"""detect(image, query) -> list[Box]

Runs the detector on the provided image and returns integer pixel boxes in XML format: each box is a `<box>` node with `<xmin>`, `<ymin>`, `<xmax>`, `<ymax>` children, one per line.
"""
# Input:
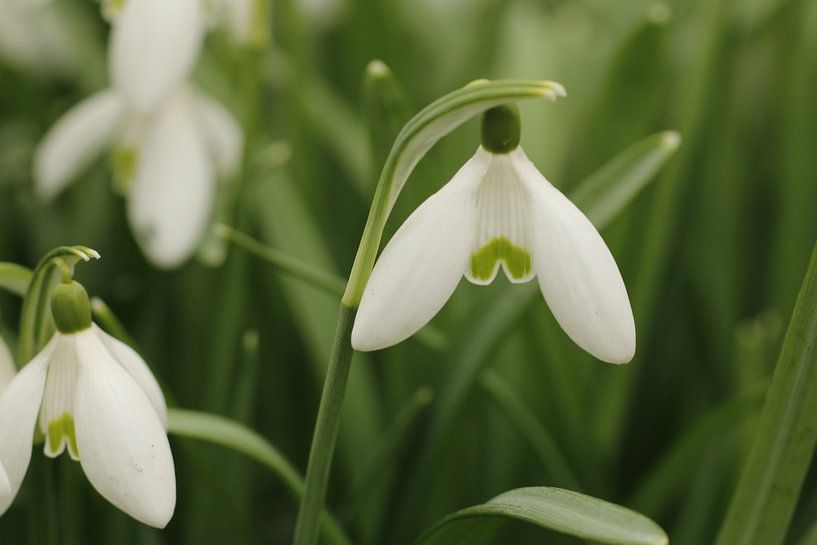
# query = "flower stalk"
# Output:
<box><xmin>292</xmin><ymin>79</ymin><xmax>564</xmax><ymax>545</ymax></box>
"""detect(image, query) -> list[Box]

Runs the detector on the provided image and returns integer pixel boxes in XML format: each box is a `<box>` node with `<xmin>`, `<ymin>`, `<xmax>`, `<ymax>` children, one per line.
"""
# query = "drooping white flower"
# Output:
<box><xmin>0</xmin><ymin>282</ymin><xmax>174</xmax><ymax>527</ymax></box>
<box><xmin>34</xmin><ymin>86</ymin><xmax>242</xmax><ymax>268</ymax></box>
<box><xmin>352</xmin><ymin>105</ymin><xmax>635</xmax><ymax>364</ymax></box>
<box><xmin>109</xmin><ymin>0</ymin><xmax>206</xmax><ymax>114</ymax></box>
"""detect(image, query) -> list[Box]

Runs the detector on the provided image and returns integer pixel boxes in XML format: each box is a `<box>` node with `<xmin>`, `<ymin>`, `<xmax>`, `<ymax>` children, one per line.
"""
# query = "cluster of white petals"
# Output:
<box><xmin>0</xmin><ymin>325</ymin><xmax>175</xmax><ymax>527</ymax></box>
<box><xmin>352</xmin><ymin>146</ymin><xmax>636</xmax><ymax>364</ymax></box>
<box><xmin>34</xmin><ymin>0</ymin><xmax>243</xmax><ymax>268</ymax></box>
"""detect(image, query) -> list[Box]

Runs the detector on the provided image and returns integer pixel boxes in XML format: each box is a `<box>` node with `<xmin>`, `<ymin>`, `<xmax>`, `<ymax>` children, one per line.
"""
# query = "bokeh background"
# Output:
<box><xmin>1</xmin><ymin>0</ymin><xmax>817</xmax><ymax>543</ymax></box>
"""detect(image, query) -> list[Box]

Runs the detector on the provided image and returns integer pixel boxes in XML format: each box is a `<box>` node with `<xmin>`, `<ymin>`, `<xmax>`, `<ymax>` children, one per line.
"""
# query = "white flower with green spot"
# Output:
<box><xmin>0</xmin><ymin>282</ymin><xmax>175</xmax><ymax>527</ymax></box>
<box><xmin>352</xmin><ymin>105</ymin><xmax>636</xmax><ymax>364</ymax></box>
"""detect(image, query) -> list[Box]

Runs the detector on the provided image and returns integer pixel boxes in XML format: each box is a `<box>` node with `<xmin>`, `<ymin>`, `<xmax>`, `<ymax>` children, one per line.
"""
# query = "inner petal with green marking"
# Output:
<box><xmin>46</xmin><ymin>412</ymin><xmax>80</xmax><ymax>461</ymax></box>
<box><xmin>469</xmin><ymin>236</ymin><xmax>533</xmax><ymax>284</ymax></box>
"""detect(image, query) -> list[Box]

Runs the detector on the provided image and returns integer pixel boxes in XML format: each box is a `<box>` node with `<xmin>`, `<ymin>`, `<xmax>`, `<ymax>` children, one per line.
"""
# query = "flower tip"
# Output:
<box><xmin>539</xmin><ymin>82</ymin><xmax>567</xmax><ymax>101</ymax></box>
<box><xmin>465</xmin><ymin>78</ymin><xmax>491</xmax><ymax>88</ymax></box>
<box><xmin>661</xmin><ymin>130</ymin><xmax>681</xmax><ymax>151</ymax></box>
<box><xmin>366</xmin><ymin>59</ymin><xmax>391</xmax><ymax>79</ymax></box>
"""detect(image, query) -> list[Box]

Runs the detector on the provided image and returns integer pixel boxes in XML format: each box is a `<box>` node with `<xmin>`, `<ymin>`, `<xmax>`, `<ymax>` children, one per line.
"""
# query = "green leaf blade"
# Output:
<box><xmin>417</xmin><ymin>487</ymin><xmax>668</xmax><ymax>545</ymax></box>
<box><xmin>715</xmin><ymin>239</ymin><xmax>817</xmax><ymax>545</ymax></box>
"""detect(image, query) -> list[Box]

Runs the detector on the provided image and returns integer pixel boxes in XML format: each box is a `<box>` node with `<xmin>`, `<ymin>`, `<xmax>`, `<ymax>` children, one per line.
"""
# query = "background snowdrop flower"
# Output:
<box><xmin>109</xmin><ymin>0</ymin><xmax>205</xmax><ymax>114</ymax></box>
<box><xmin>34</xmin><ymin>86</ymin><xmax>242</xmax><ymax>268</ymax></box>
<box><xmin>0</xmin><ymin>281</ymin><xmax>174</xmax><ymax>527</ymax></box>
<box><xmin>352</xmin><ymin>104</ymin><xmax>635</xmax><ymax>363</ymax></box>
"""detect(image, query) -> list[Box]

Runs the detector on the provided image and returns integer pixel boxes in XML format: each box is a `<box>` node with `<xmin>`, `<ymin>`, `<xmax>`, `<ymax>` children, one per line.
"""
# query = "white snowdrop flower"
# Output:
<box><xmin>34</xmin><ymin>86</ymin><xmax>242</xmax><ymax>268</ymax></box>
<box><xmin>109</xmin><ymin>0</ymin><xmax>206</xmax><ymax>114</ymax></box>
<box><xmin>0</xmin><ymin>281</ymin><xmax>174</xmax><ymax>527</ymax></box>
<box><xmin>209</xmin><ymin>0</ymin><xmax>257</xmax><ymax>45</ymax></box>
<box><xmin>352</xmin><ymin>105</ymin><xmax>636</xmax><ymax>364</ymax></box>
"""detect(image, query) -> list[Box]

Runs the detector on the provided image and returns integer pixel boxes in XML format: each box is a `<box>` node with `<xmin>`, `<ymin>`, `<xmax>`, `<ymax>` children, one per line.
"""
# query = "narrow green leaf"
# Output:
<box><xmin>571</xmin><ymin>131</ymin><xmax>681</xmax><ymax>228</ymax></box>
<box><xmin>480</xmin><ymin>370</ymin><xmax>581</xmax><ymax>490</ymax></box>
<box><xmin>0</xmin><ymin>262</ymin><xmax>32</xmax><ymax>297</ymax></box>
<box><xmin>362</xmin><ymin>59</ymin><xmax>411</xmax><ymax>175</ymax></box>
<box><xmin>715</xmin><ymin>239</ymin><xmax>817</xmax><ymax>545</ymax></box>
<box><xmin>340</xmin><ymin>386</ymin><xmax>434</xmax><ymax>522</ymax></box>
<box><xmin>167</xmin><ymin>409</ymin><xmax>353</xmax><ymax>545</ymax></box>
<box><xmin>416</xmin><ymin>487</ymin><xmax>668</xmax><ymax>545</ymax></box>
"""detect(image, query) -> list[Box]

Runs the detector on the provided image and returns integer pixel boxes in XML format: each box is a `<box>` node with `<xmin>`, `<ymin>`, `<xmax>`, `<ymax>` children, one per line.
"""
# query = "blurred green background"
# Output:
<box><xmin>1</xmin><ymin>0</ymin><xmax>817</xmax><ymax>543</ymax></box>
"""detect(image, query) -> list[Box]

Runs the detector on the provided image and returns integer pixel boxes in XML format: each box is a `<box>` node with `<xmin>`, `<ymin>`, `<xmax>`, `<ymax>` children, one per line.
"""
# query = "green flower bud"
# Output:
<box><xmin>480</xmin><ymin>104</ymin><xmax>521</xmax><ymax>154</ymax></box>
<box><xmin>51</xmin><ymin>281</ymin><xmax>92</xmax><ymax>334</ymax></box>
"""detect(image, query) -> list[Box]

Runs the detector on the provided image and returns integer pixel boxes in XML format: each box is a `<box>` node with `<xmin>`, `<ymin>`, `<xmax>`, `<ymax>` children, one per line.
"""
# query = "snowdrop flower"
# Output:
<box><xmin>352</xmin><ymin>105</ymin><xmax>635</xmax><ymax>363</ymax></box>
<box><xmin>0</xmin><ymin>281</ymin><xmax>175</xmax><ymax>526</ymax></box>
<box><xmin>34</xmin><ymin>86</ymin><xmax>242</xmax><ymax>268</ymax></box>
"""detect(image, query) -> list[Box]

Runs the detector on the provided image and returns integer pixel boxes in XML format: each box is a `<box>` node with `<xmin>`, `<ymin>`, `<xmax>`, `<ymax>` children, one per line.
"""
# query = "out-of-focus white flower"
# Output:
<box><xmin>34</xmin><ymin>86</ymin><xmax>242</xmax><ymax>268</ymax></box>
<box><xmin>109</xmin><ymin>0</ymin><xmax>205</xmax><ymax>114</ymax></box>
<box><xmin>0</xmin><ymin>282</ymin><xmax>174</xmax><ymax>526</ymax></box>
<box><xmin>0</xmin><ymin>0</ymin><xmax>80</xmax><ymax>76</ymax></box>
<box><xmin>352</xmin><ymin>105</ymin><xmax>635</xmax><ymax>364</ymax></box>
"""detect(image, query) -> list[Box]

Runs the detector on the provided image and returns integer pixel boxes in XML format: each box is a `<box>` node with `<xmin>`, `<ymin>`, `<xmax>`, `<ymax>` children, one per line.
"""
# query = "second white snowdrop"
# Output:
<box><xmin>352</xmin><ymin>104</ymin><xmax>636</xmax><ymax>363</ymax></box>
<box><xmin>0</xmin><ymin>280</ymin><xmax>175</xmax><ymax>527</ymax></box>
<box><xmin>34</xmin><ymin>0</ymin><xmax>242</xmax><ymax>268</ymax></box>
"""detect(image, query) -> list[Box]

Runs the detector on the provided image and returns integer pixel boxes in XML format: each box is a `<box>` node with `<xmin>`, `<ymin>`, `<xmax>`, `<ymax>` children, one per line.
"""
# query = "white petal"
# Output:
<box><xmin>193</xmin><ymin>91</ymin><xmax>243</xmax><ymax>179</ymax></box>
<box><xmin>93</xmin><ymin>325</ymin><xmax>167</xmax><ymax>427</ymax></box>
<box><xmin>110</xmin><ymin>0</ymin><xmax>204</xmax><ymax>113</ymax></box>
<box><xmin>33</xmin><ymin>90</ymin><xmax>126</xmax><ymax>201</ymax></box>
<box><xmin>128</xmin><ymin>91</ymin><xmax>215</xmax><ymax>269</ymax></box>
<box><xmin>73</xmin><ymin>330</ymin><xmax>175</xmax><ymax>528</ymax></box>
<box><xmin>352</xmin><ymin>151</ymin><xmax>489</xmax><ymax>351</ymax></box>
<box><xmin>0</xmin><ymin>461</ymin><xmax>9</xmax><ymax>498</ymax></box>
<box><xmin>466</xmin><ymin>148</ymin><xmax>535</xmax><ymax>285</ymax></box>
<box><xmin>38</xmin><ymin>335</ymin><xmax>80</xmax><ymax>460</ymax></box>
<box><xmin>0</xmin><ymin>335</ymin><xmax>16</xmax><ymax>396</ymax></box>
<box><xmin>514</xmin><ymin>149</ymin><xmax>635</xmax><ymax>364</ymax></box>
<box><xmin>0</xmin><ymin>336</ymin><xmax>56</xmax><ymax>514</ymax></box>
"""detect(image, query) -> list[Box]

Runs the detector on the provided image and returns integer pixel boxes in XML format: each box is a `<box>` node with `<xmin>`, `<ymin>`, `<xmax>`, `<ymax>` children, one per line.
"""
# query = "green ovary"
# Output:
<box><xmin>47</xmin><ymin>413</ymin><xmax>79</xmax><ymax>459</ymax></box>
<box><xmin>470</xmin><ymin>237</ymin><xmax>532</xmax><ymax>282</ymax></box>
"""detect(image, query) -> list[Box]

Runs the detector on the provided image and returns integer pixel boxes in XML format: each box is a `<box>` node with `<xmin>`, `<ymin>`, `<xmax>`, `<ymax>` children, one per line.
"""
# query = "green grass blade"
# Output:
<box><xmin>715</xmin><ymin>239</ymin><xmax>817</xmax><ymax>545</ymax></box>
<box><xmin>415</xmin><ymin>487</ymin><xmax>668</xmax><ymax>545</ymax></box>
<box><xmin>571</xmin><ymin>131</ymin><xmax>681</xmax><ymax>228</ymax></box>
<box><xmin>480</xmin><ymin>370</ymin><xmax>582</xmax><ymax>490</ymax></box>
<box><xmin>167</xmin><ymin>409</ymin><xmax>353</xmax><ymax>545</ymax></box>
<box><xmin>0</xmin><ymin>262</ymin><xmax>32</xmax><ymax>297</ymax></box>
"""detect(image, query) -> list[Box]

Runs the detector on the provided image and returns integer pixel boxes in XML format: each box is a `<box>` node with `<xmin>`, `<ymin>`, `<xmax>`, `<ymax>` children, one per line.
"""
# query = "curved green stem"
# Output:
<box><xmin>293</xmin><ymin>305</ymin><xmax>356</xmax><ymax>545</ymax></box>
<box><xmin>292</xmin><ymin>79</ymin><xmax>564</xmax><ymax>545</ymax></box>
